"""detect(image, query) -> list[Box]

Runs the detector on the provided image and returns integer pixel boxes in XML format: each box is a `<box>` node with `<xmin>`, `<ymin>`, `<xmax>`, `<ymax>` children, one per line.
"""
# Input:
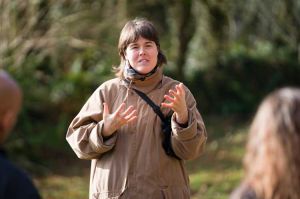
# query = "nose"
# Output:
<box><xmin>139</xmin><ymin>47</ymin><xmax>146</xmax><ymax>55</ymax></box>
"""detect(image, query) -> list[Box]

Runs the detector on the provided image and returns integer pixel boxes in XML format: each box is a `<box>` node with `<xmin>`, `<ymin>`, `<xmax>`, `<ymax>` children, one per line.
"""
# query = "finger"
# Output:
<box><xmin>161</xmin><ymin>102</ymin><xmax>180</xmax><ymax>113</ymax></box>
<box><xmin>122</xmin><ymin>105</ymin><xmax>135</xmax><ymax>117</ymax></box>
<box><xmin>178</xmin><ymin>82</ymin><xmax>184</xmax><ymax>89</ymax></box>
<box><xmin>178</xmin><ymin>83</ymin><xmax>185</xmax><ymax>95</ymax></box>
<box><xmin>103</xmin><ymin>103</ymin><xmax>109</xmax><ymax>117</ymax></box>
<box><xmin>161</xmin><ymin>102</ymin><xmax>173</xmax><ymax>108</ymax></box>
<box><xmin>169</xmin><ymin>89</ymin><xmax>178</xmax><ymax>98</ymax></box>
<box><xmin>166</xmin><ymin>92</ymin><xmax>181</xmax><ymax>106</ymax></box>
<box><xmin>175</xmin><ymin>85</ymin><xmax>182</xmax><ymax>95</ymax></box>
<box><xmin>127</xmin><ymin>115</ymin><xmax>138</xmax><ymax>123</ymax></box>
<box><xmin>164</xmin><ymin>95</ymin><xmax>175</xmax><ymax>102</ymax></box>
<box><xmin>115</xmin><ymin>103</ymin><xmax>126</xmax><ymax>115</ymax></box>
<box><xmin>124</xmin><ymin>110</ymin><xmax>137</xmax><ymax>120</ymax></box>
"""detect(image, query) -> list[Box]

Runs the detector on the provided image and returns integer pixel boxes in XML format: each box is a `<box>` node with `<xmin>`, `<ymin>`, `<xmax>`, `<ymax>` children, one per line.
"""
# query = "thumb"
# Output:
<box><xmin>103</xmin><ymin>103</ymin><xmax>110</xmax><ymax>117</ymax></box>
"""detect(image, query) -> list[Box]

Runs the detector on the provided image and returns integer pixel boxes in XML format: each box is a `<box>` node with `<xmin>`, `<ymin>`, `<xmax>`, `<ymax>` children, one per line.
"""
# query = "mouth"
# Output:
<box><xmin>138</xmin><ymin>59</ymin><xmax>149</xmax><ymax>63</ymax></box>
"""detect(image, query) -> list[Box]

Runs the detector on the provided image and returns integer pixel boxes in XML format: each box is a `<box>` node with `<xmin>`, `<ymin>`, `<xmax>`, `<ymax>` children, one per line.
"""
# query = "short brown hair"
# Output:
<box><xmin>114</xmin><ymin>18</ymin><xmax>167</xmax><ymax>78</ymax></box>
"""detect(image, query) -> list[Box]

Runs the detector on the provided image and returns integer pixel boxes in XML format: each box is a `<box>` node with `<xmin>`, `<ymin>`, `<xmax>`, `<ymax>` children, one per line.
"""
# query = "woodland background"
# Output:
<box><xmin>1</xmin><ymin>0</ymin><xmax>300</xmax><ymax>198</ymax></box>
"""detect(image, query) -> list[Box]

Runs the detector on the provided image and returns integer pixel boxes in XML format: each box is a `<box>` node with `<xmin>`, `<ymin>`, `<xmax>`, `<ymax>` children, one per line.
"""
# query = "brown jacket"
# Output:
<box><xmin>66</xmin><ymin>68</ymin><xmax>207</xmax><ymax>199</ymax></box>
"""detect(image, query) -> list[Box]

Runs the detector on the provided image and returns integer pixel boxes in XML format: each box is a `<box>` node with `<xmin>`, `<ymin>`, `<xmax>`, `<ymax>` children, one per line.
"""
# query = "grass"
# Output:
<box><xmin>189</xmin><ymin>116</ymin><xmax>248</xmax><ymax>199</ymax></box>
<box><xmin>36</xmin><ymin>175</ymin><xmax>89</xmax><ymax>199</ymax></box>
<box><xmin>30</xmin><ymin>116</ymin><xmax>249</xmax><ymax>199</ymax></box>
<box><xmin>33</xmin><ymin>151</ymin><xmax>90</xmax><ymax>199</ymax></box>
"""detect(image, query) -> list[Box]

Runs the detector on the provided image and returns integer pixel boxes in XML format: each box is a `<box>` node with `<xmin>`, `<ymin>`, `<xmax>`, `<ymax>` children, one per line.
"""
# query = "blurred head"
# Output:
<box><xmin>244</xmin><ymin>87</ymin><xmax>300</xmax><ymax>199</ymax></box>
<box><xmin>115</xmin><ymin>18</ymin><xmax>167</xmax><ymax>78</ymax></box>
<box><xmin>0</xmin><ymin>70</ymin><xmax>22</xmax><ymax>145</ymax></box>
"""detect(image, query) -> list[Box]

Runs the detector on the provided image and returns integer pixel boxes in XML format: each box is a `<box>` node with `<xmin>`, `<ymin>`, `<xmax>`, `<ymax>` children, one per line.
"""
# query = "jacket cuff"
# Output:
<box><xmin>171</xmin><ymin>110</ymin><xmax>197</xmax><ymax>141</ymax></box>
<box><xmin>89</xmin><ymin>121</ymin><xmax>117</xmax><ymax>152</ymax></box>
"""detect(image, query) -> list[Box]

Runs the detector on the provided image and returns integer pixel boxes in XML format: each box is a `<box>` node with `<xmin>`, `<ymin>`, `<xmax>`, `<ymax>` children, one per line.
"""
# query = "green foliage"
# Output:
<box><xmin>188</xmin><ymin>41</ymin><xmax>300</xmax><ymax>115</ymax></box>
<box><xmin>4</xmin><ymin>46</ymin><xmax>114</xmax><ymax>162</ymax></box>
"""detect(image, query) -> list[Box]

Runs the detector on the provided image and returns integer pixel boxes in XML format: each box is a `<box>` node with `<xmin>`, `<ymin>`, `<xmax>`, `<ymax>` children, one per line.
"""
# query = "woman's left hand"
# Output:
<box><xmin>161</xmin><ymin>83</ymin><xmax>188</xmax><ymax>125</ymax></box>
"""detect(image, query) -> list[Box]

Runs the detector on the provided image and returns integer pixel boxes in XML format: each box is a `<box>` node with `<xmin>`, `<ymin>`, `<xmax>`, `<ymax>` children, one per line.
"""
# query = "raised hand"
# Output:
<box><xmin>102</xmin><ymin>102</ymin><xmax>137</xmax><ymax>138</ymax></box>
<box><xmin>161</xmin><ymin>83</ymin><xmax>188</xmax><ymax>125</ymax></box>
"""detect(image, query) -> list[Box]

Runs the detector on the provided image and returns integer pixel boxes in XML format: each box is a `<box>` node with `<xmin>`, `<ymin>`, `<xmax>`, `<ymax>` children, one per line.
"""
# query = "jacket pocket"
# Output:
<box><xmin>91</xmin><ymin>159</ymin><xmax>128</xmax><ymax>199</ymax></box>
<box><xmin>91</xmin><ymin>181</ymin><xmax>127</xmax><ymax>199</ymax></box>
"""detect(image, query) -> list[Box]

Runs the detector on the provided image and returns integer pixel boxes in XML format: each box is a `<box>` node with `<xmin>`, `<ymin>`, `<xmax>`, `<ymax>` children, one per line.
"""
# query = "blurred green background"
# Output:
<box><xmin>1</xmin><ymin>0</ymin><xmax>299</xmax><ymax>198</ymax></box>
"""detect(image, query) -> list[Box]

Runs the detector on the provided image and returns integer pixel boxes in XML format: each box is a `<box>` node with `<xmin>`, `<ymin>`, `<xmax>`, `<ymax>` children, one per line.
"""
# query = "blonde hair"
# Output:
<box><xmin>114</xmin><ymin>18</ymin><xmax>167</xmax><ymax>78</ymax></box>
<box><xmin>244</xmin><ymin>87</ymin><xmax>300</xmax><ymax>199</ymax></box>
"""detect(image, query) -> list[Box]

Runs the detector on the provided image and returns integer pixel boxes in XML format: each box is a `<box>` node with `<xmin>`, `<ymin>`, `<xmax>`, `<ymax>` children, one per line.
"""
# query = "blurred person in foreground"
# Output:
<box><xmin>66</xmin><ymin>18</ymin><xmax>207</xmax><ymax>199</ymax></box>
<box><xmin>0</xmin><ymin>70</ymin><xmax>41</xmax><ymax>199</ymax></box>
<box><xmin>230</xmin><ymin>87</ymin><xmax>300</xmax><ymax>199</ymax></box>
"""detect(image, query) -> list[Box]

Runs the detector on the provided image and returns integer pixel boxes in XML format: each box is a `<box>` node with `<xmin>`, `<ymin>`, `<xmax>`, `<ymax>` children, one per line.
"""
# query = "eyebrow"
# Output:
<box><xmin>129</xmin><ymin>41</ymin><xmax>155</xmax><ymax>46</ymax></box>
<box><xmin>128</xmin><ymin>43</ymin><xmax>138</xmax><ymax>47</ymax></box>
<box><xmin>145</xmin><ymin>41</ymin><xmax>154</xmax><ymax>45</ymax></box>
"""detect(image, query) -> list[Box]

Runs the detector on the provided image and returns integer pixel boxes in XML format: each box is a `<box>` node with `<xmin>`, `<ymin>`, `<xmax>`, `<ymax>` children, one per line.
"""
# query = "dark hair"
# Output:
<box><xmin>114</xmin><ymin>18</ymin><xmax>167</xmax><ymax>78</ymax></box>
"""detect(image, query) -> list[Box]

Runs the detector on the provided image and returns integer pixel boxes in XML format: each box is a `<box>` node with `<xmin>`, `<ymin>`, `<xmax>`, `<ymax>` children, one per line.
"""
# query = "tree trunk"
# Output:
<box><xmin>175</xmin><ymin>0</ymin><xmax>196</xmax><ymax>82</ymax></box>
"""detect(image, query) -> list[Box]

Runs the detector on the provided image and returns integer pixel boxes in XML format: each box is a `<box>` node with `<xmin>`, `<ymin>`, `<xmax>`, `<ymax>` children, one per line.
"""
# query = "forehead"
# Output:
<box><xmin>128</xmin><ymin>37</ymin><xmax>155</xmax><ymax>45</ymax></box>
<box><xmin>122</xmin><ymin>24</ymin><xmax>158</xmax><ymax>47</ymax></box>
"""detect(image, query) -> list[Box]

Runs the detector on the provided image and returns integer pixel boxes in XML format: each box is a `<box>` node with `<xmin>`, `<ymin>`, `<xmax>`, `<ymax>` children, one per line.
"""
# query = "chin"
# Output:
<box><xmin>140</xmin><ymin>71</ymin><xmax>152</xmax><ymax>75</ymax></box>
<box><xmin>136</xmin><ymin>68</ymin><xmax>152</xmax><ymax>74</ymax></box>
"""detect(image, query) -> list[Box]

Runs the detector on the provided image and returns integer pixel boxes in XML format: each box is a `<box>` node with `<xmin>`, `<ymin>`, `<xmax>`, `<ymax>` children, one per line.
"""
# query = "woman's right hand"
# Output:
<box><xmin>102</xmin><ymin>102</ymin><xmax>137</xmax><ymax>138</ymax></box>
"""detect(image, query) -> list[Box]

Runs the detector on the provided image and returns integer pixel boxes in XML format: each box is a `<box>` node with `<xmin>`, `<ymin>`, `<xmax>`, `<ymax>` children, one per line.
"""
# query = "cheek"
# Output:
<box><xmin>152</xmin><ymin>51</ymin><xmax>159</xmax><ymax>62</ymax></box>
<box><xmin>125</xmin><ymin>51</ymin><xmax>137</xmax><ymax>61</ymax></box>
<box><xmin>152</xmin><ymin>49</ymin><xmax>159</xmax><ymax>58</ymax></box>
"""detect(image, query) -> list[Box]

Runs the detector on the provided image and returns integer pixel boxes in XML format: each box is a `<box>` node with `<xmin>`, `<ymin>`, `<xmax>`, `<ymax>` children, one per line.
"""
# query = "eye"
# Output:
<box><xmin>129</xmin><ymin>45</ymin><xmax>138</xmax><ymax>50</ymax></box>
<box><xmin>145</xmin><ymin>42</ymin><xmax>155</xmax><ymax>48</ymax></box>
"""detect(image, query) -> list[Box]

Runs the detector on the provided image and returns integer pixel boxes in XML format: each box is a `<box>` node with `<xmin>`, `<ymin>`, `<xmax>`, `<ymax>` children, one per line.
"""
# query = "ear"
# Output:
<box><xmin>2</xmin><ymin>111</ymin><xmax>16</xmax><ymax>134</ymax></box>
<box><xmin>0</xmin><ymin>111</ymin><xmax>14</xmax><ymax>143</ymax></box>
<box><xmin>123</xmin><ymin>49</ymin><xmax>128</xmax><ymax>60</ymax></box>
<box><xmin>124</xmin><ymin>59</ymin><xmax>130</xmax><ymax>68</ymax></box>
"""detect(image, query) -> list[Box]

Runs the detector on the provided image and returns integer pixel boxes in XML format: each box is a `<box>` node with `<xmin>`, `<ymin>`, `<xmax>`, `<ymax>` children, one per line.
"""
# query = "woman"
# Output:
<box><xmin>66</xmin><ymin>18</ymin><xmax>207</xmax><ymax>199</ymax></box>
<box><xmin>230</xmin><ymin>87</ymin><xmax>300</xmax><ymax>199</ymax></box>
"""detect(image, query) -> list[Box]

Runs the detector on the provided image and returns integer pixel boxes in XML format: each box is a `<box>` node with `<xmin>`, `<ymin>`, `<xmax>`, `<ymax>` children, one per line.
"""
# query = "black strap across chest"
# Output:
<box><xmin>132</xmin><ymin>88</ymin><xmax>181</xmax><ymax>160</ymax></box>
<box><xmin>132</xmin><ymin>88</ymin><xmax>166</xmax><ymax>122</ymax></box>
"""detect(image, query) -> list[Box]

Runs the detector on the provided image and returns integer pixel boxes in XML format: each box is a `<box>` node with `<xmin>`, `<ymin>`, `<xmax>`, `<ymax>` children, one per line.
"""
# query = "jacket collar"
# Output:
<box><xmin>122</xmin><ymin>66</ymin><xmax>163</xmax><ymax>93</ymax></box>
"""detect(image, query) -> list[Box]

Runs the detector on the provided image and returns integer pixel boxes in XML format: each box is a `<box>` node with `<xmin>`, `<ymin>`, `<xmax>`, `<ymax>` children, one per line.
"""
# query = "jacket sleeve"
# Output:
<box><xmin>66</xmin><ymin>87</ymin><xmax>117</xmax><ymax>160</ymax></box>
<box><xmin>170</xmin><ymin>87</ymin><xmax>207</xmax><ymax>160</ymax></box>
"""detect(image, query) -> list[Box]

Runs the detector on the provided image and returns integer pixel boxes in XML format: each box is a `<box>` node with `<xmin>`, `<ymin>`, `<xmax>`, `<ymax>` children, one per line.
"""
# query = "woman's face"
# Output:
<box><xmin>125</xmin><ymin>36</ymin><xmax>158</xmax><ymax>75</ymax></box>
